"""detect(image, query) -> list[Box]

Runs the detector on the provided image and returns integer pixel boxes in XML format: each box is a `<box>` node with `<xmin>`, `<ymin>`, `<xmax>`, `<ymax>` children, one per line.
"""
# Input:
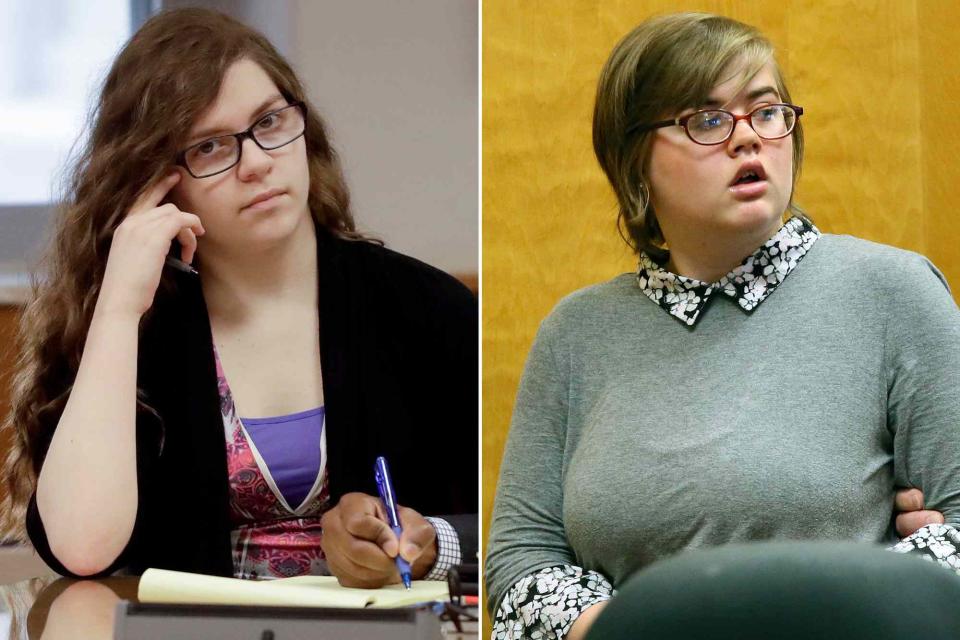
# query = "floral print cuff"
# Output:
<box><xmin>492</xmin><ymin>564</ymin><xmax>615</xmax><ymax>640</ymax></box>
<box><xmin>888</xmin><ymin>523</ymin><xmax>960</xmax><ymax>575</ymax></box>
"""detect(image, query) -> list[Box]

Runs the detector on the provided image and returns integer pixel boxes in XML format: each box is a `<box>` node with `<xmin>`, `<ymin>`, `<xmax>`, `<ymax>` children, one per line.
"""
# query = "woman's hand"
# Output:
<box><xmin>97</xmin><ymin>172</ymin><xmax>205</xmax><ymax>319</ymax></box>
<box><xmin>567</xmin><ymin>600</ymin><xmax>610</xmax><ymax>640</ymax></box>
<box><xmin>895</xmin><ymin>488</ymin><xmax>944</xmax><ymax>537</ymax></box>
<box><xmin>319</xmin><ymin>492</ymin><xmax>438</xmax><ymax>588</ymax></box>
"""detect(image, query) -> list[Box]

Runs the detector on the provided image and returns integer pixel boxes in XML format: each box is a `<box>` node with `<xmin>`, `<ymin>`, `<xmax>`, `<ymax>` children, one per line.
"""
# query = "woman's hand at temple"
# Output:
<box><xmin>895</xmin><ymin>488</ymin><xmax>944</xmax><ymax>537</ymax></box>
<box><xmin>320</xmin><ymin>492</ymin><xmax>438</xmax><ymax>588</ymax></box>
<box><xmin>98</xmin><ymin>172</ymin><xmax>205</xmax><ymax>319</ymax></box>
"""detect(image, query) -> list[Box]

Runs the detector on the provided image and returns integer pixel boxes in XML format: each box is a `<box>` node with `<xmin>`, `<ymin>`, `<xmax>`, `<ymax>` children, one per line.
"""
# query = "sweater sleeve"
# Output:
<box><xmin>486</xmin><ymin>313</ymin><xmax>586</xmax><ymax>618</ymax></box>
<box><xmin>884</xmin><ymin>254</ymin><xmax>960</xmax><ymax>525</ymax></box>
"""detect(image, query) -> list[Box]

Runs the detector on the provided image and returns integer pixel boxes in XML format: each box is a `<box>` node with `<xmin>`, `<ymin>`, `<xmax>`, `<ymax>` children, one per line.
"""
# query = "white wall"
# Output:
<box><xmin>291</xmin><ymin>1</ymin><xmax>478</xmax><ymax>276</ymax></box>
<box><xmin>167</xmin><ymin>0</ymin><xmax>478</xmax><ymax>275</ymax></box>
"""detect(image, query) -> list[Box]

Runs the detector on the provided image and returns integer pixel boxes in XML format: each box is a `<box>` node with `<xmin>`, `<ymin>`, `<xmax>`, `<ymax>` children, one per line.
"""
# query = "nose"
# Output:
<box><xmin>237</xmin><ymin>136</ymin><xmax>273</xmax><ymax>181</ymax></box>
<box><xmin>726</xmin><ymin>117</ymin><xmax>762</xmax><ymax>156</ymax></box>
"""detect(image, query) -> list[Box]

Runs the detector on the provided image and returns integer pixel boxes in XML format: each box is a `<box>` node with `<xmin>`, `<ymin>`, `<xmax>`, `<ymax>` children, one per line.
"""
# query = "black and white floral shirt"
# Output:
<box><xmin>637</xmin><ymin>215</ymin><xmax>820</xmax><ymax>326</ymax></box>
<box><xmin>491</xmin><ymin>217</ymin><xmax>960</xmax><ymax>640</ymax></box>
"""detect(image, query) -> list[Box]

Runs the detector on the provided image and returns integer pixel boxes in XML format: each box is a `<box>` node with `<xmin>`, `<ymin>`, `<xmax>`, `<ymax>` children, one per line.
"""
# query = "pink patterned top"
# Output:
<box><xmin>215</xmin><ymin>347</ymin><xmax>332</xmax><ymax>580</ymax></box>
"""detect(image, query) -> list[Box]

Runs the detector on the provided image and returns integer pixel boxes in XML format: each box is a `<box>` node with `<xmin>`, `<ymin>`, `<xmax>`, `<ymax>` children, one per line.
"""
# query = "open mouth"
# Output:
<box><xmin>730</xmin><ymin>163</ymin><xmax>767</xmax><ymax>187</ymax></box>
<box><xmin>733</xmin><ymin>171</ymin><xmax>763</xmax><ymax>185</ymax></box>
<box><xmin>729</xmin><ymin>163</ymin><xmax>768</xmax><ymax>200</ymax></box>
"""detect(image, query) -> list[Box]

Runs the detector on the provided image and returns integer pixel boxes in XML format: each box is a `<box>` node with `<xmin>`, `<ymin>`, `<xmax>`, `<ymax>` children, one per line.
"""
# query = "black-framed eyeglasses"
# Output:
<box><xmin>631</xmin><ymin>103</ymin><xmax>803</xmax><ymax>146</ymax></box>
<box><xmin>175</xmin><ymin>102</ymin><xmax>307</xmax><ymax>178</ymax></box>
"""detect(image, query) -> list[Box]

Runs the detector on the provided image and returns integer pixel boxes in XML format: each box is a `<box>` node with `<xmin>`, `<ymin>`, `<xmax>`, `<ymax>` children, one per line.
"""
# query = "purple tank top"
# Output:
<box><xmin>241</xmin><ymin>407</ymin><xmax>324</xmax><ymax>510</ymax></box>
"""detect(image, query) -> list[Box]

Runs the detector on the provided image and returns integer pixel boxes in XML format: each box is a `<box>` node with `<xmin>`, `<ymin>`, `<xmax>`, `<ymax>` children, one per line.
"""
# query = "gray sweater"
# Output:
<box><xmin>486</xmin><ymin>234</ymin><xmax>960</xmax><ymax>614</ymax></box>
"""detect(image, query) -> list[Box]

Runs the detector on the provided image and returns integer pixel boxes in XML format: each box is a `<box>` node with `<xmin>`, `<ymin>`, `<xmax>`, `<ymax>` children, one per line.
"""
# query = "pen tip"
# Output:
<box><xmin>403</xmin><ymin>575</ymin><xmax>412</xmax><ymax>590</ymax></box>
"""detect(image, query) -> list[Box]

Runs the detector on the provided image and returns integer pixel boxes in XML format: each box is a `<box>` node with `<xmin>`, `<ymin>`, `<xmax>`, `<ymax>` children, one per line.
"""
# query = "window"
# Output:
<box><xmin>0</xmin><ymin>1</ymin><xmax>133</xmax><ymax>204</ymax></box>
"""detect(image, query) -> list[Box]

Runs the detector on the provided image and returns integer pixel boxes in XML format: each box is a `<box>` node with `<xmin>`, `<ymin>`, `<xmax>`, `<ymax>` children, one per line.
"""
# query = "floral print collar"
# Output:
<box><xmin>636</xmin><ymin>216</ymin><xmax>821</xmax><ymax>327</ymax></box>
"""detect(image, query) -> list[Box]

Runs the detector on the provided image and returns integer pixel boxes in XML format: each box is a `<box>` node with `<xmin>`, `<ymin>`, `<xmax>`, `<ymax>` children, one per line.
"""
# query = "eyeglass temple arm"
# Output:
<box><xmin>627</xmin><ymin>117</ymin><xmax>681</xmax><ymax>135</ymax></box>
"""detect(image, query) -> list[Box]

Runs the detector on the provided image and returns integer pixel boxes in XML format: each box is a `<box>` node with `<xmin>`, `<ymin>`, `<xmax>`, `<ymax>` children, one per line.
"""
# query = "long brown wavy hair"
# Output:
<box><xmin>1</xmin><ymin>8</ymin><xmax>365</xmax><ymax>541</ymax></box>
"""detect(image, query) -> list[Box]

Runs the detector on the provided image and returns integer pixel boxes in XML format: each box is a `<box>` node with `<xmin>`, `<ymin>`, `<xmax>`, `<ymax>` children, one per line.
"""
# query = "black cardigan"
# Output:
<box><xmin>26</xmin><ymin>226</ymin><xmax>478</xmax><ymax>577</ymax></box>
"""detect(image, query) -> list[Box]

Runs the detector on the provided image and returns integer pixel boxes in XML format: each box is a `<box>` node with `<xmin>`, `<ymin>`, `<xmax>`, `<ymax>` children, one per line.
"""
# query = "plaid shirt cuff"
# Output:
<box><xmin>423</xmin><ymin>517</ymin><xmax>461</xmax><ymax>580</ymax></box>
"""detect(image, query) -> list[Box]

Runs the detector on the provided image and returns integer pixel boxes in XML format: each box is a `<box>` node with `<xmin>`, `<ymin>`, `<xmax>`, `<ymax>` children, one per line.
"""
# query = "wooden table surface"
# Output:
<box><xmin>1</xmin><ymin>569</ymin><xmax>477</xmax><ymax>639</ymax></box>
<box><xmin>1</xmin><ymin>573</ymin><xmax>139</xmax><ymax>639</ymax></box>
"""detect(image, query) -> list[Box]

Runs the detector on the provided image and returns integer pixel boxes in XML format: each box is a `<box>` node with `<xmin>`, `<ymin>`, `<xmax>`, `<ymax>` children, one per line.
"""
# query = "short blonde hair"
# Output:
<box><xmin>592</xmin><ymin>13</ymin><xmax>807</xmax><ymax>261</ymax></box>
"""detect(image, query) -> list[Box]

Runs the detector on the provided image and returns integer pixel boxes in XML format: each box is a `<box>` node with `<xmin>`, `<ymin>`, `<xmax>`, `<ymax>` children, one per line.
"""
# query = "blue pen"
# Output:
<box><xmin>374</xmin><ymin>456</ymin><xmax>413</xmax><ymax>589</ymax></box>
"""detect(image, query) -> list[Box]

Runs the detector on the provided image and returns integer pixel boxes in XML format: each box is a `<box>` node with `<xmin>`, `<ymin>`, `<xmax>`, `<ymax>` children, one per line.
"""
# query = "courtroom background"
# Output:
<box><xmin>482</xmin><ymin>0</ymin><xmax>960</xmax><ymax>633</ymax></box>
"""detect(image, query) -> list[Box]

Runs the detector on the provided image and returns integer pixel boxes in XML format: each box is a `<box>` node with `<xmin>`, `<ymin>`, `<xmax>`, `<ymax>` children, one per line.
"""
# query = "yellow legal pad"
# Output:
<box><xmin>138</xmin><ymin>569</ymin><xmax>450</xmax><ymax>609</ymax></box>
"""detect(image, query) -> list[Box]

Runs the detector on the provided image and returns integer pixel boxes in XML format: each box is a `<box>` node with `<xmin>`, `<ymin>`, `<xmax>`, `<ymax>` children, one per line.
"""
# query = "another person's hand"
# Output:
<box><xmin>320</xmin><ymin>492</ymin><xmax>438</xmax><ymax>588</ymax></box>
<box><xmin>895</xmin><ymin>488</ymin><xmax>944</xmax><ymax>537</ymax></box>
<box><xmin>98</xmin><ymin>172</ymin><xmax>205</xmax><ymax>319</ymax></box>
<box><xmin>567</xmin><ymin>600</ymin><xmax>610</xmax><ymax>640</ymax></box>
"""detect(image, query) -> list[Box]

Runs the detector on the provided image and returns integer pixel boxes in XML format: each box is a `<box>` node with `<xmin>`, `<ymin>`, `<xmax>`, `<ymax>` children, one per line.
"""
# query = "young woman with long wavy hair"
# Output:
<box><xmin>1</xmin><ymin>8</ymin><xmax>476</xmax><ymax>583</ymax></box>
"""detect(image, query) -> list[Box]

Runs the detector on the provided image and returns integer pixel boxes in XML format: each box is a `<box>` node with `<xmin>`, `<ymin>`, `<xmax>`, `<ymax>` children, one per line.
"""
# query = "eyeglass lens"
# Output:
<box><xmin>183</xmin><ymin>105</ymin><xmax>305</xmax><ymax>177</ymax></box>
<box><xmin>686</xmin><ymin>105</ymin><xmax>796</xmax><ymax>144</ymax></box>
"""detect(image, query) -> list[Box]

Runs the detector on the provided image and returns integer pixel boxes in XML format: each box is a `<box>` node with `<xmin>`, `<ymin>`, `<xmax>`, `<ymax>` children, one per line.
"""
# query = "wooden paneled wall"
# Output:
<box><xmin>0</xmin><ymin>306</ymin><xmax>21</xmax><ymax>527</ymax></box>
<box><xmin>482</xmin><ymin>0</ymin><xmax>960</xmax><ymax>631</ymax></box>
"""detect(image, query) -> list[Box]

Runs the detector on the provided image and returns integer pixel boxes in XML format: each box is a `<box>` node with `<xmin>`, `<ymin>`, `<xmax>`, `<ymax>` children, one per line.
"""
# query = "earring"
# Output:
<box><xmin>636</xmin><ymin>182</ymin><xmax>650</xmax><ymax>217</ymax></box>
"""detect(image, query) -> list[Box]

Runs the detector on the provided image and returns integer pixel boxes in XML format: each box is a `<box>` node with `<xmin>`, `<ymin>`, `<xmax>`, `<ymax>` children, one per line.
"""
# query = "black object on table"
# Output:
<box><xmin>113</xmin><ymin>601</ymin><xmax>443</xmax><ymax>640</ymax></box>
